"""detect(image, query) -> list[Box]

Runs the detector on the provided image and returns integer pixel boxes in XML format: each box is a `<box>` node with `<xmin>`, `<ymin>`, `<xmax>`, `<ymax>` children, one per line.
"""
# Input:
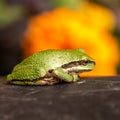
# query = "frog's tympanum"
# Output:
<box><xmin>7</xmin><ymin>48</ymin><xmax>95</xmax><ymax>85</ymax></box>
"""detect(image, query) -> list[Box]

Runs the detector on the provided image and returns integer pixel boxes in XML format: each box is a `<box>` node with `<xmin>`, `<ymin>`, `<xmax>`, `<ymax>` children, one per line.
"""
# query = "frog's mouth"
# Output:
<box><xmin>62</xmin><ymin>60</ymin><xmax>95</xmax><ymax>73</ymax></box>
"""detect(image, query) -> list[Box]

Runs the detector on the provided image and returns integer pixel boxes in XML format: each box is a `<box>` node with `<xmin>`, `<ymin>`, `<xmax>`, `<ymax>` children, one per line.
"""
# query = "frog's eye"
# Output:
<box><xmin>81</xmin><ymin>59</ymin><xmax>89</xmax><ymax>66</ymax></box>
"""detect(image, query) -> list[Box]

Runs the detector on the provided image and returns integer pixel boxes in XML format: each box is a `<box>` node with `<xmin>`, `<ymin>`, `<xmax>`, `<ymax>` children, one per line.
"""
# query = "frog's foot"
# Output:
<box><xmin>8</xmin><ymin>80</ymin><xmax>47</xmax><ymax>85</ymax></box>
<box><xmin>72</xmin><ymin>74</ymin><xmax>80</xmax><ymax>82</ymax></box>
<box><xmin>52</xmin><ymin>68</ymin><xmax>79</xmax><ymax>83</ymax></box>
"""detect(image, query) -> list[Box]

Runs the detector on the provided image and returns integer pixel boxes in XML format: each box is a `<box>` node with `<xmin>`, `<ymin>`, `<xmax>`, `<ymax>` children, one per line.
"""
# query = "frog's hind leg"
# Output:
<box><xmin>10</xmin><ymin>78</ymin><xmax>59</xmax><ymax>85</ymax></box>
<box><xmin>8</xmin><ymin>80</ymin><xmax>47</xmax><ymax>85</ymax></box>
<box><xmin>9</xmin><ymin>77</ymin><xmax>60</xmax><ymax>85</ymax></box>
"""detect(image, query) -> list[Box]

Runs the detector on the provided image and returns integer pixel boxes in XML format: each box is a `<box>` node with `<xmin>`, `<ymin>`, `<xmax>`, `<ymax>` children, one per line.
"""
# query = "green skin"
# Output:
<box><xmin>7</xmin><ymin>48</ymin><xmax>95</xmax><ymax>85</ymax></box>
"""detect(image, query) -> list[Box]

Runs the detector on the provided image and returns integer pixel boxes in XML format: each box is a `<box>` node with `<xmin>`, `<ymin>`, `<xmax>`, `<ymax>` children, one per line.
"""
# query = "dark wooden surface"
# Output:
<box><xmin>0</xmin><ymin>76</ymin><xmax>120</xmax><ymax>120</ymax></box>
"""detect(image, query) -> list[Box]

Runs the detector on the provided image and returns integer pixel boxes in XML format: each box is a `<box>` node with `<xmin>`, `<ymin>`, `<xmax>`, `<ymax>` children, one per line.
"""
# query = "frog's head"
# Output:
<box><xmin>75</xmin><ymin>48</ymin><xmax>95</xmax><ymax>72</ymax></box>
<box><xmin>62</xmin><ymin>48</ymin><xmax>95</xmax><ymax>73</ymax></box>
<box><xmin>78</xmin><ymin>55</ymin><xmax>95</xmax><ymax>72</ymax></box>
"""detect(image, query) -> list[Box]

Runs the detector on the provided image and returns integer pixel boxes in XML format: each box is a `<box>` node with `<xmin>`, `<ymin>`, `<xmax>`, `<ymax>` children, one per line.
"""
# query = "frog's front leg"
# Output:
<box><xmin>52</xmin><ymin>68</ymin><xmax>79</xmax><ymax>83</ymax></box>
<box><xmin>72</xmin><ymin>74</ymin><xmax>80</xmax><ymax>82</ymax></box>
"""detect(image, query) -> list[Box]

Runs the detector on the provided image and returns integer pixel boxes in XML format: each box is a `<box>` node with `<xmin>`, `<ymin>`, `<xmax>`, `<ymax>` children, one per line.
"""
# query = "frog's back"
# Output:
<box><xmin>14</xmin><ymin>49</ymin><xmax>85</xmax><ymax>71</ymax></box>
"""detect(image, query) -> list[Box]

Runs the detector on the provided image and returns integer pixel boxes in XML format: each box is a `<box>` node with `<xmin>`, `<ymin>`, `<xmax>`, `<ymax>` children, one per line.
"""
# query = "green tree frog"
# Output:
<box><xmin>7</xmin><ymin>48</ymin><xmax>95</xmax><ymax>85</ymax></box>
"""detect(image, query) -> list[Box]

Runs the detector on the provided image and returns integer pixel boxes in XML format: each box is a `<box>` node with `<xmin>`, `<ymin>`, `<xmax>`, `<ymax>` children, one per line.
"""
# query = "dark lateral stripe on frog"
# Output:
<box><xmin>61</xmin><ymin>60</ymin><xmax>95</xmax><ymax>69</ymax></box>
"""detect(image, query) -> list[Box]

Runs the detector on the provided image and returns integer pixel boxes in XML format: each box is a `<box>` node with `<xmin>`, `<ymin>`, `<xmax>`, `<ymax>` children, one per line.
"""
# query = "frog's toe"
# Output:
<box><xmin>72</xmin><ymin>74</ymin><xmax>79</xmax><ymax>82</ymax></box>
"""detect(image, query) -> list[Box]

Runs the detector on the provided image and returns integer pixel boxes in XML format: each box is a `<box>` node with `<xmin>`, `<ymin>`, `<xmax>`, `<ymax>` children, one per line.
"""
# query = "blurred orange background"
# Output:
<box><xmin>21</xmin><ymin>1</ymin><xmax>119</xmax><ymax>76</ymax></box>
